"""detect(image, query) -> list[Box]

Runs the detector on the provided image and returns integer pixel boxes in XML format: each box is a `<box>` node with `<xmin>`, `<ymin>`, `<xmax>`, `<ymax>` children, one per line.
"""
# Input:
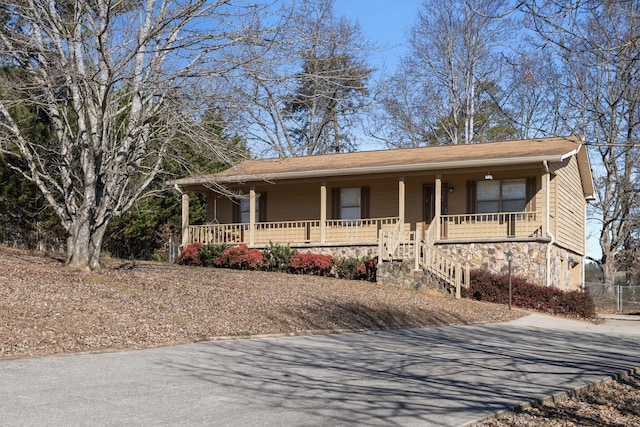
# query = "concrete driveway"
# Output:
<box><xmin>1</xmin><ymin>314</ymin><xmax>639</xmax><ymax>427</ymax></box>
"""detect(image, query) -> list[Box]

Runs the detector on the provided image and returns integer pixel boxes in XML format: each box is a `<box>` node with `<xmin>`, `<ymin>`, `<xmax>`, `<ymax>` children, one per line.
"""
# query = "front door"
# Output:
<box><xmin>423</xmin><ymin>184</ymin><xmax>448</xmax><ymax>223</ymax></box>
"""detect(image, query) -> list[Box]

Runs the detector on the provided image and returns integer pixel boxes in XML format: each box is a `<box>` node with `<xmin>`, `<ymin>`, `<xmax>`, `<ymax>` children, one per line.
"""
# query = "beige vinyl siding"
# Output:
<box><xmin>224</xmin><ymin>179</ymin><xmax>402</xmax><ymax>223</ymax></box>
<box><xmin>368</xmin><ymin>179</ymin><xmax>401</xmax><ymax>218</ymax></box>
<box><xmin>206</xmin><ymin>193</ymin><xmax>233</xmax><ymax>223</ymax></box>
<box><xmin>403</xmin><ymin>176</ymin><xmax>425</xmax><ymax>225</ymax></box>
<box><xmin>224</xmin><ymin>184</ymin><xmax>319</xmax><ymax>222</ymax></box>
<box><xmin>550</xmin><ymin>156</ymin><xmax>586</xmax><ymax>255</ymax></box>
<box><xmin>548</xmin><ymin>173</ymin><xmax>557</xmax><ymax>239</ymax></box>
<box><xmin>260</xmin><ymin>184</ymin><xmax>319</xmax><ymax>221</ymax></box>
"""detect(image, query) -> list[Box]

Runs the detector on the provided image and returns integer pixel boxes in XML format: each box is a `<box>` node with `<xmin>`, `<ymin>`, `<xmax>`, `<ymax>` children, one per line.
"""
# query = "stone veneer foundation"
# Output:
<box><xmin>282</xmin><ymin>243</ymin><xmax>378</xmax><ymax>260</ymax></box>
<box><xmin>435</xmin><ymin>240</ymin><xmax>583</xmax><ymax>290</ymax></box>
<box><xmin>258</xmin><ymin>240</ymin><xmax>583</xmax><ymax>291</ymax></box>
<box><xmin>376</xmin><ymin>261</ymin><xmax>452</xmax><ymax>294</ymax></box>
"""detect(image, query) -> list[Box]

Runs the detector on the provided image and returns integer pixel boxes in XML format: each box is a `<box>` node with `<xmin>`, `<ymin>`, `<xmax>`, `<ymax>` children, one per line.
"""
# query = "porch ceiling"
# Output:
<box><xmin>174</xmin><ymin>136</ymin><xmax>589</xmax><ymax>188</ymax></box>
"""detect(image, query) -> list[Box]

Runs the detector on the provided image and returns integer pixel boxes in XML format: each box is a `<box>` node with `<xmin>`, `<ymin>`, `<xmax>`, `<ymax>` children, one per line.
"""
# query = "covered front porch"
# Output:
<box><xmin>172</xmin><ymin>136</ymin><xmax>592</xmax><ymax>291</ymax></box>
<box><xmin>179</xmin><ymin>173</ymin><xmax>547</xmax><ymax>248</ymax></box>
<box><xmin>186</xmin><ymin>217</ymin><xmax>400</xmax><ymax>246</ymax></box>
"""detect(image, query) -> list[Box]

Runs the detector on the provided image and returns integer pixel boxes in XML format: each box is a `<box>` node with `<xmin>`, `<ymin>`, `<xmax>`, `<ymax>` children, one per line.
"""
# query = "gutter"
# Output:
<box><xmin>173</xmin><ymin>154</ymin><xmax>571</xmax><ymax>186</ymax></box>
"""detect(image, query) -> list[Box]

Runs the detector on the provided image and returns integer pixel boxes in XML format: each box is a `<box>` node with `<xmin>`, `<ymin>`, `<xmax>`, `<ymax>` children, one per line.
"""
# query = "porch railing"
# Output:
<box><xmin>324</xmin><ymin>217</ymin><xmax>399</xmax><ymax>243</ymax></box>
<box><xmin>188</xmin><ymin>223</ymin><xmax>246</xmax><ymax>245</ymax></box>
<box><xmin>416</xmin><ymin>240</ymin><xmax>469</xmax><ymax>299</ymax></box>
<box><xmin>187</xmin><ymin>217</ymin><xmax>401</xmax><ymax>246</ymax></box>
<box><xmin>440</xmin><ymin>211</ymin><xmax>542</xmax><ymax>240</ymax></box>
<box><xmin>379</xmin><ymin>226</ymin><xmax>416</xmax><ymax>261</ymax></box>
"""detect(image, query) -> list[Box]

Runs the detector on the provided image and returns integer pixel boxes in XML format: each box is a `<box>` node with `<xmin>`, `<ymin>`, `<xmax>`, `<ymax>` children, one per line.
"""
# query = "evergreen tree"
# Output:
<box><xmin>102</xmin><ymin>105</ymin><xmax>248</xmax><ymax>260</ymax></box>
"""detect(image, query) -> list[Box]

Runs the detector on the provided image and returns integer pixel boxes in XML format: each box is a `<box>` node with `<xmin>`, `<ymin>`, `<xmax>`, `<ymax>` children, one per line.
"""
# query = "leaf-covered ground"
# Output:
<box><xmin>2</xmin><ymin>246</ymin><xmax>638</xmax><ymax>425</ymax></box>
<box><xmin>0</xmin><ymin>246</ymin><xmax>522</xmax><ymax>359</ymax></box>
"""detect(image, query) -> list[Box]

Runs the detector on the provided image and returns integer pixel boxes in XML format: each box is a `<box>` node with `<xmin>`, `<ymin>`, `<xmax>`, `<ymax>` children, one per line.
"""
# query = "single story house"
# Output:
<box><xmin>173</xmin><ymin>136</ymin><xmax>594</xmax><ymax>292</ymax></box>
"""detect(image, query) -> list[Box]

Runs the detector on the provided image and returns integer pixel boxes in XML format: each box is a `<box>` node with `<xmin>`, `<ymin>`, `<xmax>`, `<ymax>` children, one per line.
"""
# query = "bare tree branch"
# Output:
<box><xmin>0</xmin><ymin>0</ymin><xmax>263</xmax><ymax>269</ymax></box>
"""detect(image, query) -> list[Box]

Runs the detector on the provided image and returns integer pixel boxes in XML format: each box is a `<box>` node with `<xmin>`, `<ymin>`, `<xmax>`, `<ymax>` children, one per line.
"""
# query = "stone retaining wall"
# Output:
<box><xmin>549</xmin><ymin>245</ymin><xmax>584</xmax><ymax>290</ymax></box>
<box><xmin>436</xmin><ymin>241</ymin><xmax>548</xmax><ymax>285</ymax></box>
<box><xmin>271</xmin><ymin>240</ymin><xmax>584</xmax><ymax>290</ymax></box>
<box><xmin>287</xmin><ymin>244</ymin><xmax>378</xmax><ymax>260</ymax></box>
<box><xmin>376</xmin><ymin>260</ymin><xmax>451</xmax><ymax>294</ymax></box>
<box><xmin>435</xmin><ymin>241</ymin><xmax>584</xmax><ymax>289</ymax></box>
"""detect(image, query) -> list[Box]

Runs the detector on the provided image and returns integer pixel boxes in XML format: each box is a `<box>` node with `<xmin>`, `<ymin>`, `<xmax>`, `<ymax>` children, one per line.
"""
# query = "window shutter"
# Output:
<box><xmin>331</xmin><ymin>188</ymin><xmax>340</xmax><ymax>219</ymax></box>
<box><xmin>466</xmin><ymin>180</ymin><xmax>477</xmax><ymax>214</ymax></box>
<box><xmin>232</xmin><ymin>200</ymin><xmax>240</xmax><ymax>223</ymax></box>
<box><xmin>258</xmin><ymin>192</ymin><xmax>267</xmax><ymax>222</ymax></box>
<box><xmin>526</xmin><ymin>177</ymin><xmax>536</xmax><ymax>211</ymax></box>
<box><xmin>360</xmin><ymin>186</ymin><xmax>370</xmax><ymax>219</ymax></box>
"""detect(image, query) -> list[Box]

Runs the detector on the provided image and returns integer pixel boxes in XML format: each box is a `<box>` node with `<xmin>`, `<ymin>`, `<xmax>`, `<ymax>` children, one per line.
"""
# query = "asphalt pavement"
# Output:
<box><xmin>1</xmin><ymin>313</ymin><xmax>639</xmax><ymax>427</ymax></box>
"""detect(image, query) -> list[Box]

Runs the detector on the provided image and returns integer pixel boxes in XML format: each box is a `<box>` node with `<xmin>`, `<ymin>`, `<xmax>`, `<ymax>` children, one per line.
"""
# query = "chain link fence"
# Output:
<box><xmin>586</xmin><ymin>282</ymin><xmax>640</xmax><ymax>313</ymax></box>
<box><xmin>167</xmin><ymin>233</ymin><xmax>179</xmax><ymax>263</ymax></box>
<box><xmin>0</xmin><ymin>227</ymin><xmax>65</xmax><ymax>254</ymax></box>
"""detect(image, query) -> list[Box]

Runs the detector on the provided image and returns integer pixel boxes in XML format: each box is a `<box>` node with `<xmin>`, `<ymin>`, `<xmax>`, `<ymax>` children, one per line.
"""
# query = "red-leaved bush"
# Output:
<box><xmin>214</xmin><ymin>244</ymin><xmax>264</xmax><ymax>270</ymax></box>
<box><xmin>468</xmin><ymin>269</ymin><xmax>596</xmax><ymax>318</ymax></box>
<box><xmin>176</xmin><ymin>242</ymin><xmax>203</xmax><ymax>266</ymax></box>
<box><xmin>356</xmin><ymin>256</ymin><xmax>378</xmax><ymax>282</ymax></box>
<box><xmin>289</xmin><ymin>252</ymin><xmax>333</xmax><ymax>276</ymax></box>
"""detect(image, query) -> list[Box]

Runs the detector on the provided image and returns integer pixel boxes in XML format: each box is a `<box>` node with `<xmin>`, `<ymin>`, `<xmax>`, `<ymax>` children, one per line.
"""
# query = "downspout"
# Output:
<box><xmin>543</xmin><ymin>161</ymin><xmax>554</xmax><ymax>286</ymax></box>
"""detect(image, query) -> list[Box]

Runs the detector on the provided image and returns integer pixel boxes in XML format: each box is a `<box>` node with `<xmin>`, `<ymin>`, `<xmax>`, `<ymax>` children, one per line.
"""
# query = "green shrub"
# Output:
<box><xmin>468</xmin><ymin>269</ymin><xmax>597</xmax><ymax>318</ymax></box>
<box><xmin>334</xmin><ymin>256</ymin><xmax>378</xmax><ymax>281</ymax></box>
<box><xmin>198</xmin><ymin>243</ymin><xmax>230</xmax><ymax>267</ymax></box>
<box><xmin>263</xmin><ymin>242</ymin><xmax>297</xmax><ymax>272</ymax></box>
<box><xmin>334</xmin><ymin>257</ymin><xmax>362</xmax><ymax>280</ymax></box>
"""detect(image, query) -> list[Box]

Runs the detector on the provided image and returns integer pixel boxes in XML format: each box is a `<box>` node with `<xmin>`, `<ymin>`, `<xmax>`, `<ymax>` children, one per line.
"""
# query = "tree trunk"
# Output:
<box><xmin>601</xmin><ymin>253</ymin><xmax>617</xmax><ymax>296</ymax></box>
<box><xmin>88</xmin><ymin>224</ymin><xmax>108</xmax><ymax>271</ymax></box>
<box><xmin>65</xmin><ymin>211</ymin><xmax>109</xmax><ymax>271</ymax></box>
<box><xmin>65</xmin><ymin>210</ymin><xmax>92</xmax><ymax>270</ymax></box>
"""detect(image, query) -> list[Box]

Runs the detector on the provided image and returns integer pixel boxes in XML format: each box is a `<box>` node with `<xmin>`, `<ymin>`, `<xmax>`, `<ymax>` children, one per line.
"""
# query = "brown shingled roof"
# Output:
<box><xmin>175</xmin><ymin>136</ymin><xmax>586</xmax><ymax>186</ymax></box>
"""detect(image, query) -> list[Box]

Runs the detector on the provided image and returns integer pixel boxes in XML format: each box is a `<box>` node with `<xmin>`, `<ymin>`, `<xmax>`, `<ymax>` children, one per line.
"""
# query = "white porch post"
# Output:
<box><xmin>543</xmin><ymin>163</ymin><xmax>553</xmax><ymax>286</ymax></box>
<box><xmin>320</xmin><ymin>182</ymin><xmax>327</xmax><ymax>243</ymax></box>
<box><xmin>249</xmin><ymin>187</ymin><xmax>256</xmax><ymax>246</ymax></box>
<box><xmin>542</xmin><ymin>168</ymin><xmax>549</xmax><ymax>238</ymax></box>
<box><xmin>398</xmin><ymin>177</ymin><xmax>405</xmax><ymax>228</ymax></box>
<box><xmin>181</xmin><ymin>192</ymin><xmax>190</xmax><ymax>247</ymax></box>
<box><xmin>435</xmin><ymin>175</ymin><xmax>442</xmax><ymax>240</ymax></box>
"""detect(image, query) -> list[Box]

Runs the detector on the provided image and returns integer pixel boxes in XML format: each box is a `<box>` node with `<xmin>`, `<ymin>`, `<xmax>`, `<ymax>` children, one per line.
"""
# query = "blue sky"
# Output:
<box><xmin>336</xmin><ymin>1</ymin><xmax>602</xmax><ymax>260</ymax></box>
<box><xmin>333</xmin><ymin>0</ymin><xmax>421</xmax><ymax>74</ymax></box>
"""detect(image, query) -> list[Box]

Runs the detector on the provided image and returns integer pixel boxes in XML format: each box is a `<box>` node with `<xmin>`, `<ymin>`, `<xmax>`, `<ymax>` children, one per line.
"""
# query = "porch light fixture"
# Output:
<box><xmin>448</xmin><ymin>186</ymin><xmax>454</xmax><ymax>193</ymax></box>
<box><xmin>484</xmin><ymin>172</ymin><xmax>493</xmax><ymax>180</ymax></box>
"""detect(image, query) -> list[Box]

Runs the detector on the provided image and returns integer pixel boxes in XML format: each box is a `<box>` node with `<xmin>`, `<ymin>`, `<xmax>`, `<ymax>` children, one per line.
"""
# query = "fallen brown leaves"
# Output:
<box><xmin>475</xmin><ymin>373</ymin><xmax>640</xmax><ymax>426</ymax></box>
<box><xmin>0</xmin><ymin>246</ymin><xmax>522</xmax><ymax>359</ymax></box>
<box><xmin>1</xmin><ymin>246</ymin><xmax>639</xmax><ymax>424</ymax></box>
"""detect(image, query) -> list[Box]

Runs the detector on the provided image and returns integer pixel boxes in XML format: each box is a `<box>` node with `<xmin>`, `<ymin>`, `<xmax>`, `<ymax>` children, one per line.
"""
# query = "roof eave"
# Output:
<box><xmin>173</xmin><ymin>153</ymin><xmax>570</xmax><ymax>186</ymax></box>
<box><xmin>575</xmin><ymin>144</ymin><xmax>596</xmax><ymax>200</ymax></box>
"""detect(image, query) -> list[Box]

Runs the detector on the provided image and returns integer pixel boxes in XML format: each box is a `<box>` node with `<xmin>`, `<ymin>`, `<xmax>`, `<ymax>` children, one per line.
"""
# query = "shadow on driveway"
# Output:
<box><xmin>155</xmin><ymin>318</ymin><xmax>640</xmax><ymax>426</ymax></box>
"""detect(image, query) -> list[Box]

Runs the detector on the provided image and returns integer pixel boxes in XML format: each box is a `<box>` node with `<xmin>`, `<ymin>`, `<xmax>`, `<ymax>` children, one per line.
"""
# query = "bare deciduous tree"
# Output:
<box><xmin>522</xmin><ymin>0</ymin><xmax>640</xmax><ymax>291</ymax></box>
<box><xmin>219</xmin><ymin>0</ymin><xmax>373</xmax><ymax>157</ymax></box>
<box><xmin>374</xmin><ymin>0</ymin><xmax>513</xmax><ymax>147</ymax></box>
<box><xmin>0</xmin><ymin>0</ymin><xmax>259</xmax><ymax>270</ymax></box>
<box><xmin>500</xmin><ymin>49</ymin><xmax>567</xmax><ymax>139</ymax></box>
